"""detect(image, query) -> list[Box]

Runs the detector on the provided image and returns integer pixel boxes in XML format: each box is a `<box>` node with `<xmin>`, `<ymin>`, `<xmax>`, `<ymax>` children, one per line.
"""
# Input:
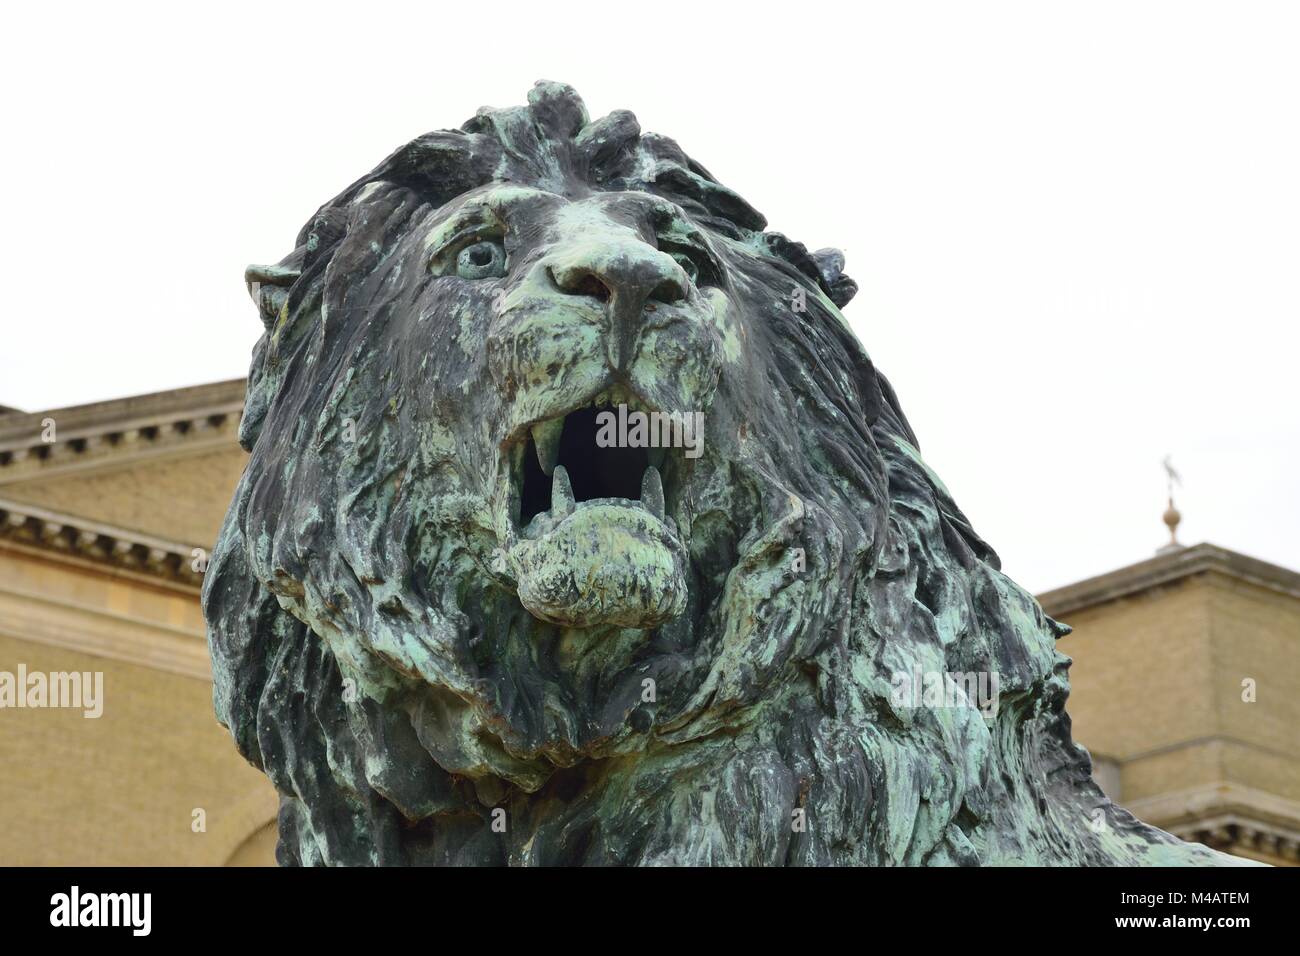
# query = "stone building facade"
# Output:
<box><xmin>0</xmin><ymin>380</ymin><xmax>277</xmax><ymax>865</ymax></box>
<box><xmin>1</xmin><ymin>380</ymin><xmax>1295</xmax><ymax>865</ymax></box>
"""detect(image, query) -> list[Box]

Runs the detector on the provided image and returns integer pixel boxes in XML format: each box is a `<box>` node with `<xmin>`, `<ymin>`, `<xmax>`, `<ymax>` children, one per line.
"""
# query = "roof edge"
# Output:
<box><xmin>0</xmin><ymin>378</ymin><xmax>247</xmax><ymax>449</ymax></box>
<box><xmin>1037</xmin><ymin>542</ymin><xmax>1300</xmax><ymax>618</ymax></box>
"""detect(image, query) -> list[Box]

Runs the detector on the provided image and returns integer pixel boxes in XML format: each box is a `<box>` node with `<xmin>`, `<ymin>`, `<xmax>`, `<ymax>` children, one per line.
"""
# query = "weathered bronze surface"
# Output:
<box><xmin>205</xmin><ymin>82</ymin><xmax>1241</xmax><ymax>865</ymax></box>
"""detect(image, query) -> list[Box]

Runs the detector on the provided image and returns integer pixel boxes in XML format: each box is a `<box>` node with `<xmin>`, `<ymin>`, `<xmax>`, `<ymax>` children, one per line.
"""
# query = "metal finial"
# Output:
<box><xmin>1158</xmin><ymin>455</ymin><xmax>1183</xmax><ymax>554</ymax></box>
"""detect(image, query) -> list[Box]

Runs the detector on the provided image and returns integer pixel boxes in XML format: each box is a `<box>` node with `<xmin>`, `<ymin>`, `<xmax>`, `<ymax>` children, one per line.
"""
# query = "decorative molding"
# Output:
<box><xmin>0</xmin><ymin>497</ymin><xmax>206</xmax><ymax>591</ymax></box>
<box><xmin>1169</xmin><ymin>817</ymin><xmax>1300</xmax><ymax>864</ymax></box>
<box><xmin>1128</xmin><ymin>783</ymin><xmax>1300</xmax><ymax>863</ymax></box>
<box><xmin>0</xmin><ymin>379</ymin><xmax>246</xmax><ymax>485</ymax></box>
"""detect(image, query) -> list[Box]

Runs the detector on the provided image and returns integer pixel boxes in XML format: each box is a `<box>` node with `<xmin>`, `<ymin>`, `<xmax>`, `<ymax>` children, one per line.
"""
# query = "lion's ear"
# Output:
<box><xmin>812</xmin><ymin>248</ymin><xmax>858</xmax><ymax>309</ymax></box>
<box><xmin>245</xmin><ymin>261</ymin><xmax>303</xmax><ymax>330</ymax></box>
<box><xmin>238</xmin><ymin>254</ymin><xmax>308</xmax><ymax>450</ymax></box>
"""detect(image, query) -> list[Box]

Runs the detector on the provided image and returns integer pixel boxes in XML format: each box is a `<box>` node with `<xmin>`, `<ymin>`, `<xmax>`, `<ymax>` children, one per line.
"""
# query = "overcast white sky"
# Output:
<box><xmin>1</xmin><ymin>1</ymin><xmax>1296</xmax><ymax>593</ymax></box>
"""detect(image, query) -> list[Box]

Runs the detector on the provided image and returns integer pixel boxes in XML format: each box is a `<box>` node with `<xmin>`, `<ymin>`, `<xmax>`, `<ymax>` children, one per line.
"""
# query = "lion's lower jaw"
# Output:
<box><xmin>503</xmin><ymin>502</ymin><xmax>689</xmax><ymax>628</ymax></box>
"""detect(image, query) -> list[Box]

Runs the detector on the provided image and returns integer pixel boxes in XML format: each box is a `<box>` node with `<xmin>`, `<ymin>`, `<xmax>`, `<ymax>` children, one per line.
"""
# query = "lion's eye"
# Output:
<box><xmin>455</xmin><ymin>239</ymin><xmax>507</xmax><ymax>280</ymax></box>
<box><xmin>667</xmin><ymin>250</ymin><xmax>699</xmax><ymax>284</ymax></box>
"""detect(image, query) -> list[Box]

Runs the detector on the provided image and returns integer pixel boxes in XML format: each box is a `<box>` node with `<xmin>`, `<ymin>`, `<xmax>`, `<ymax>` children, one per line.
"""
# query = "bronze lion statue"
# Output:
<box><xmin>205</xmin><ymin>81</ymin><xmax>1238</xmax><ymax>866</ymax></box>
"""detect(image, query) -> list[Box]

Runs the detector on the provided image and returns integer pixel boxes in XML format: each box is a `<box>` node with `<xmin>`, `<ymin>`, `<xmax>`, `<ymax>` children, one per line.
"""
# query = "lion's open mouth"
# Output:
<box><xmin>518</xmin><ymin>404</ymin><xmax>677</xmax><ymax>532</ymax></box>
<box><xmin>500</xmin><ymin>393</ymin><xmax>691</xmax><ymax>630</ymax></box>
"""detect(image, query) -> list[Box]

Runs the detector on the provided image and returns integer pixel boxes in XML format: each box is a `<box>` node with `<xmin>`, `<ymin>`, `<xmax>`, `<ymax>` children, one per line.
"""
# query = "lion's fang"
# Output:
<box><xmin>641</xmin><ymin>466</ymin><xmax>665</xmax><ymax>519</ymax></box>
<box><xmin>552</xmin><ymin>464</ymin><xmax>575</xmax><ymax>516</ymax></box>
<box><xmin>531</xmin><ymin>419</ymin><xmax>564</xmax><ymax>475</ymax></box>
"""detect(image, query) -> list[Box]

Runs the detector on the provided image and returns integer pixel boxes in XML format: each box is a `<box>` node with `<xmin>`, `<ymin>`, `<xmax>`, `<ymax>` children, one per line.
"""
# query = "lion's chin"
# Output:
<box><xmin>504</xmin><ymin>500</ymin><xmax>688</xmax><ymax>629</ymax></box>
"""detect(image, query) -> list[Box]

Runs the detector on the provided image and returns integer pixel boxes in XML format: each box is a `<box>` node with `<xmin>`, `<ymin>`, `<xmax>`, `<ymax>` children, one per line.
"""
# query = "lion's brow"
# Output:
<box><xmin>423</xmin><ymin>186</ymin><xmax>564</xmax><ymax>251</ymax></box>
<box><xmin>580</xmin><ymin>193</ymin><xmax>713</xmax><ymax>248</ymax></box>
<box><xmin>434</xmin><ymin>185</ymin><xmax>560</xmax><ymax>223</ymax></box>
<box><xmin>480</xmin><ymin>184</ymin><xmax>563</xmax><ymax>215</ymax></box>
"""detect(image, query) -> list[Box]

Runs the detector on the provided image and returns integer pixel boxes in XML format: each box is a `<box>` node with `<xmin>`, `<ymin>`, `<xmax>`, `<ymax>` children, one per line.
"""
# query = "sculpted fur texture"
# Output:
<box><xmin>205</xmin><ymin>82</ymin><xmax>1238</xmax><ymax>865</ymax></box>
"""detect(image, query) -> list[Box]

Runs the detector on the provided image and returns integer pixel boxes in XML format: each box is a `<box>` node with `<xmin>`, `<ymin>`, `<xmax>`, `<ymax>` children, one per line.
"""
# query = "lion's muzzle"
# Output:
<box><xmin>497</xmin><ymin>399</ymin><xmax>690</xmax><ymax>629</ymax></box>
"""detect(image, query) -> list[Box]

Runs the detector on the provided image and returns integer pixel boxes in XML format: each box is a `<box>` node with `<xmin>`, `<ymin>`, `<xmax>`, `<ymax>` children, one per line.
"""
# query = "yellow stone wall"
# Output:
<box><xmin>1210</xmin><ymin>575</ymin><xmax>1300</xmax><ymax>799</ymax></box>
<box><xmin>0</xmin><ymin>544</ymin><xmax>278</xmax><ymax>866</ymax></box>
<box><xmin>0</xmin><ymin>634</ymin><xmax>277</xmax><ymax>865</ymax></box>
<box><xmin>1063</xmin><ymin>574</ymin><xmax>1216</xmax><ymax>796</ymax></box>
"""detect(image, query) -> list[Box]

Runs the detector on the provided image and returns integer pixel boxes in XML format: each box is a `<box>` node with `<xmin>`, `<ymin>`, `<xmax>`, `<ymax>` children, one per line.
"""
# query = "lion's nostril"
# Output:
<box><xmin>549</xmin><ymin>253</ymin><xmax>686</xmax><ymax>313</ymax></box>
<box><xmin>571</xmin><ymin>273</ymin><xmax>611</xmax><ymax>302</ymax></box>
<box><xmin>649</xmin><ymin>277</ymin><xmax>687</xmax><ymax>306</ymax></box>
<box><xmin>552</xmin><ymin>266</ymin><xmax>612</xmax><ymax>303</ymax></box>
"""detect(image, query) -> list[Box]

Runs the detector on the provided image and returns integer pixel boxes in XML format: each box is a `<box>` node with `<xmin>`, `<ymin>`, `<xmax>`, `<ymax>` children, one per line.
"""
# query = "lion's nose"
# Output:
<box><xmin>540</xmin><ymin>240</ymin><xmax>692</xmax><ymax>372</ymax></box>
<box><xmin>549</xmin><ymin>247</ymin><xmax>688</xmax><ymax>310</ymax></box>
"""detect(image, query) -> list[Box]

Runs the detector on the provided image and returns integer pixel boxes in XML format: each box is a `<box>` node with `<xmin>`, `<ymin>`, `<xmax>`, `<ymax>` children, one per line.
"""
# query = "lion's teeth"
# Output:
<box><xmin>551</xmin><ymin>464</ymin><xmax>574</xmax><ymax>516</ymax></box>
<box><xmin>641</xmin><ymin>466</ymin><xmax>664</xmax><ymax>519</ymax></box>
<box><xmin>531</xmin><ymin>419</ymin><xmax>564</xmax><ymax>475</ymax></box>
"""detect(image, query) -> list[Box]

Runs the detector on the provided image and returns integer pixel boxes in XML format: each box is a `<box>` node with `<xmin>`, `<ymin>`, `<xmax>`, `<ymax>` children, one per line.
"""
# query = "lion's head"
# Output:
<box><xmin>205</xmin><ymin>82</ymin><xmax>1236</xmax><ymax>866</ymax></box>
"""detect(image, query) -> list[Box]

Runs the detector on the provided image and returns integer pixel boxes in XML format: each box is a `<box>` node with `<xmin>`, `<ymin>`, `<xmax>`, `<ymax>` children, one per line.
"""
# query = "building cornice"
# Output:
<box><xmin>0</xmin><ymin>496</ymin><xmax>206</xmax><ymax>592</ymax></box>
<box><xmin>1171</xmin><ymin>816</ymin><xmax>1300</xmax><ymax>864</ymax></box>
<box><xmin>0</xmin><ymin>379</ymin><xmax>246</xmax><ymax>485</ymax></box>
<box><xmin>1037</xmin><ymin>543</ymin><xmax>1300</xmax><ymax>618</ymax></box>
